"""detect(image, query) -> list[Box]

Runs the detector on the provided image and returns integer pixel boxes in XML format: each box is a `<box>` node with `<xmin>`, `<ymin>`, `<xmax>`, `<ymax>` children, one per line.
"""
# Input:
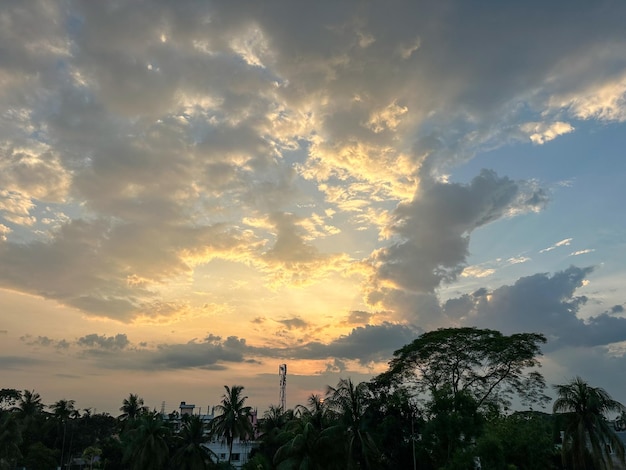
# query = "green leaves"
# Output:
<box><xmin>387</xmin><ymin>327</ymin><xmax>548</xmax><ymax>410</ymax></box>
<box><xmin>122</xmin><ymin>411</ymin><xmax>171</xmax><ymax>470</ymax></box>
<box><xmin>553</xmin><ymin>376</ymin><xmax>626</xmax><ymax>470</ymax></box>
<box><xmin>210</xmin><ymin>385</ymin><xmax>254</xmax><ymax>464</ymax></box>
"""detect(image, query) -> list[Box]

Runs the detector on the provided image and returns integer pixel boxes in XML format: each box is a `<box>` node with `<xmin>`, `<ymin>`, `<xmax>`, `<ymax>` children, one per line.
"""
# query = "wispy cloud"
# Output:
<box><xmin>540</xmin><ymin>238</ymin><xmax>573</xmax><ymax>253</ymax></box>
<box><xmin>520</xmin><ymin>121</ymin><xmax>574</xmax><ymax>145</ymax></box>
<box><xmin>570</xmin><ymin>249</ymin><xmax>595</xmax><ymax>256</ymax></box>
<box><xmin>462</xmin><ymin>266</ymin><xmax>496</xmax><ymax>279</ymax></box>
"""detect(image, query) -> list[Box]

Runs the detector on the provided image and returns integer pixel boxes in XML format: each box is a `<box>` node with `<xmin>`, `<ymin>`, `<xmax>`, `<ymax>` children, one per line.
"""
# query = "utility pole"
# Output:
<box><xmin>279</xmin><ymin>364</ymin><xmax>287</xmax><ymax>411</ymax></box>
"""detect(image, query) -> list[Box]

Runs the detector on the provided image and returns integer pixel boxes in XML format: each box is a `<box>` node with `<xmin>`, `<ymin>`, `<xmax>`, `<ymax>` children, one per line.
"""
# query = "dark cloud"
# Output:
<box><xmin>17</xmin><ymin>324</ymin><xmax>419</xmax><ymax>372</ymax></box>
<box><xmin>323</xmin><ymin>358</ymin><xmax>347</xmax><ymax>374</ymax></box>
<box><xmin>442</xmin><ymin>266</ymin><xmax>626</xmax><ymax>350</ymax></box>
<box><xmin>132</xmin><ymin>323</ymin><xmax>418</xmax><ymax>369</ymax></box>
<box><xmin>367</xmin><ymin>170</ymin><xmax>546</xmax><ymax>324</ymax></box>
<box><xmin>271</xmin><ymin>322</ymin><xmax>420</xmax><ymax>365</ymax></box>
<box><xmin>373</xmin><ymin>170</ymin><xmax>546</xmax><ymax>293</ymax></box>
<box><xmin>347</xmin><ymin>310</ymin><xmax>372</xmax><ymax>325</ymax></box>
<box><xmin>20</xmin><ymin>335</ymin><xmax>69</xmax><ymax>349</ymax></box>
<box><xmin>145</xmin><ymin>336</ymin><xmax>249</xmax><ymax>370</ymax></box>
<box><xmin>77</xmin><ymin>333</ymin><xmax>130</xmax><ymax>350</ymax></box>
<box><xmin>277</xmin><ymin>317</ymin><xmax>309</xmax><ymax>330</ymax></box>
<box><xmin>70</xmin><ymin>334</ymin><xmax>250</xmax><ymax>371</ymax></box>
<box><xmin>0</xmin><ymin>355</ymin><xmax>45</xmax><ymax>369</ymax></box>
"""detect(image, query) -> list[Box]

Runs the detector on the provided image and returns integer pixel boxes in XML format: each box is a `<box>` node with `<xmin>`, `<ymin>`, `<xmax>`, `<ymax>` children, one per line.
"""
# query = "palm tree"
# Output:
<box><xmin>13</xmin><ymin>390</ymin><xmax>43</xmax><ymax>420</ymax></box>
<box><xmin>553</xmin><ymin>376</ymin><xmax>626</xmax><ymax>470</ymax></box>
<box><xmin>210</xmin><ymin>385</ymin><xmax>253</xmax><ymax>465</ymax></box>
<box><xmin>123</xmin><ymin>411</ymin><xmax>170</xmax><ymax>470</ymax></box>
<box><xmin>50</xmin><ymin>399</ymin><xmax>78</xmax><ymax>468</ymax></box>
<box><xmin>274</xmin><ymin>392</ymin><xmax>345</xmax><ymax>469</ymax></box>
<box><xmin>50</xmin><ymin>399</ymin><xmax>78</xmax><ymax>421</ymax></box>
<box><xmin>325</xmin><ymin>378</ymin><xmax>379</xmax><ymax>469</ymax></box>
<box><xmin>0</xmin><ymin>412</ymin><xmax>22</xmax><ymax>470</ymax></box>
<box><xmin>12</xmin><ymin>390</ymin><xmax>44</xmax><ymax>454</ymax></box>
<box><xmin>171</xmin><ymin>415</ymin><xmax>215</xmax><ymax>470</ymax></box>
<box><xmin>119</xmin><ymin>394</ymin><xmax>149</xmax><ymax>422</ymax></box>
<box><xmin>254</xmin><ymin>405</ymin><xmax>293</xmax><ymax>467</ymax></box>
<box><xmin>263</xmin><ymin>405</ymin><xmax>289</xmax><ymax>435</ymax></box>
<box><xmin>274</xmin><ymin>420</ymin><xmax>326</xmax><ymax>470</ymax></box>
<box><xmin>295</xmin><ymin>394</ymin><xmax>329</xmax><ymax>432</ymax></box>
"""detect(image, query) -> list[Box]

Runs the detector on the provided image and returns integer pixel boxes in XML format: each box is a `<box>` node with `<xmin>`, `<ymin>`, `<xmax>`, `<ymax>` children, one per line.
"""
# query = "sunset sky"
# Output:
<box><xmin>2</xmin><ymin>0</ymin><xmax>626</xmax><ymax>416</ymax></box>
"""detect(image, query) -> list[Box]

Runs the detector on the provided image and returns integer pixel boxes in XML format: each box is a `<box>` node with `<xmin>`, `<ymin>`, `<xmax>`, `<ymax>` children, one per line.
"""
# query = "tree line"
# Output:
<box><xmin>1</xmin><ymin>327</ymin><xmax>625</xmax><ymax>469</ymax></box>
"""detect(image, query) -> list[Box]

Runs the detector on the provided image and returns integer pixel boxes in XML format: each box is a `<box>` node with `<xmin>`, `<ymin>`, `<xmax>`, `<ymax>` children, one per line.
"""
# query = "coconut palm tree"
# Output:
<box><xmin>263</xmin><ymin>405</ymin><xmax>289</xmax><ymax>435</ymax></box>
<box><xmin>50</xmin><ymin>399</ymin><xmax>78</xmax><ymax>421</ymax></box>
<box><xmin>12</xmin><ymin>390</ymin><xmax>44</xmax><ymax>455</ymax></box>
<box><xmin>295</xmin><ymin>394</ymin><xmax>329</xmax><ymax>432</ymax></box>
<box><xmin>553</xmin><ymin>376</ymin><xmax>626</xmax><ymax>470</ymax></box>
<box><xmin>171</xmin><ymin>414</ymin><xmax>216</xmax><ymax>470</ymax></box>
<box><xmin>324</xmin><ymin>378</ymin><xmax>379</xmax><ymax>469</ymax></box>
<box><xmin>123</xmin><ymin>411</ymin><xmax>170</xmax><ymax>470</ymax></box>
<box><xmin>13</xmin><ymin>390</ymin><xmax>43</xmax><ymax>420</ymax></box>
<box><xmin>253</xmin><ymin>405</ymin><xmax>293</xmax><ymax>467</ymax></box>
<box><xmin>274</xmin><ymin>420</ymin><xmax>327</xmax><ymax>470</ymax></box>
<box><xmin>50</xmin><ymin>399</ymin><xmax>78</xmax><ymax>468</ymax></box>
<box><xmin>119</xmin><ymin>394</ymin><xmax>149</xmax><ymax>422</ymax></box>
<box><xmin>210</xmin><ymin>385</ymin><xmax>253</xmax><ymax>465</ymax></box>
<box><xmin>275</xmin><ymin>392</ymin><xmax>345</xmax><ymax>470</ymax></box>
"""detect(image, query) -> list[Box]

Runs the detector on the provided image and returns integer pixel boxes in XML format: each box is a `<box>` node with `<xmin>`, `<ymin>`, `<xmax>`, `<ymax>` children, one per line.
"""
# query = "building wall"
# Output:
<box><xmin>165</xmin><ymin>402</ymin><xmax>259</xmax><ymax>468</ymax></box>
<box><xmin>204</xmin><ymin>438</ymin><xmax>257</xmax><ymax>468</ymax></box>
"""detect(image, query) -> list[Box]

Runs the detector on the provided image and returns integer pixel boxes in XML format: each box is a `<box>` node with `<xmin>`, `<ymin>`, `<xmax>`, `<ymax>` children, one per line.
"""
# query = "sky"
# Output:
<box><xmin>1</xmin><ymin>0</ymin><xmax>626</xmax><ymax>417</ymax></box>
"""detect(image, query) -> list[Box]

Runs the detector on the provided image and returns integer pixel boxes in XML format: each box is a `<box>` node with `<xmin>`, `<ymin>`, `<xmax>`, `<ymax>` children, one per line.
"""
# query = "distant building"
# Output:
<box><xmin>162</xmin><ymin>401</ymin><xmax>259</xmax><ymax>469</ymax></box>
<box><xmin>179</xmin><ymin>401</ymin><xmax>195</xmax><ymax>416</ymax></box>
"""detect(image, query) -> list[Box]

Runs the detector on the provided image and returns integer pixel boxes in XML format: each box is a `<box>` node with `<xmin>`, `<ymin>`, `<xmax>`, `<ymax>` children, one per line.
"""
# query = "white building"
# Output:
<box><xmin>164</xmin><ymin>401</ymin><xmax>259</xmax><ymax>469</ymax></box>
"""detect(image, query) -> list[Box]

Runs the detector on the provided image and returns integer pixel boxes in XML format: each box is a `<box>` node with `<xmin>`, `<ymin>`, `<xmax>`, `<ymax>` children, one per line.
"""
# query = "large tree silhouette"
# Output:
<box><xmin>386</xmin><ymin>327</ymin><xmax>548</xmax><ymax>411</ymax></box>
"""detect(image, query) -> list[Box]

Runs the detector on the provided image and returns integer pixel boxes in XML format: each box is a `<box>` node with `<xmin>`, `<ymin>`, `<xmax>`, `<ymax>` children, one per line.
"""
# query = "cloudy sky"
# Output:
<box><xmin>2</xmin><ymin>0</ymin><xmax>626</xmax><ymax>415</ymax></box>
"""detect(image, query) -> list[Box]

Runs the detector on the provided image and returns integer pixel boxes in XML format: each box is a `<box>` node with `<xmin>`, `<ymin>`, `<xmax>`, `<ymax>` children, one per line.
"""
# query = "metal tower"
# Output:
<box><xmin>279</xmin><ymin>363</ymin><xmax>287</xmax><ymax>411</ymax></box>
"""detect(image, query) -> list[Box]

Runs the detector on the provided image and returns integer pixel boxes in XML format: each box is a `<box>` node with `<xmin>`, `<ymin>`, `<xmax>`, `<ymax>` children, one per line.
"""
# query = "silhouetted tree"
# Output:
<box><xmin>171</xmin><ymin>414</ymin><xmax>215</xmax><ymax>470</ymax></box>
<box><xmin>211</xmin><ymin>385</ymin><xmax>253</xmax><ymax>465</ymax></box>
<box><xmin>554</xmin><ymin>376</ymin><xmax>625</xmax><ymax>470</ymax></box>
<box><xmin>385</xmin><ymin>328</ymin><xmax>548</xmax><ymax>412</ymax></box>
<box><xmin>0</xmin><ymin>412</ymin><xmax>22</xmax><ymax>470</ymax></box>
<box><xmin>119</xmin><ymin>393</ymin><xmax>149</xmax><ymax>422</ymax></box>
<box><xmin>325</xmin><ymin>378</ymin><xmax>379</xmax><ymax>469</ymax></box>
<box><xmin>123</xmin><ymin>411</ymin><xmax>170</xmax><ymax>470</ymax></box>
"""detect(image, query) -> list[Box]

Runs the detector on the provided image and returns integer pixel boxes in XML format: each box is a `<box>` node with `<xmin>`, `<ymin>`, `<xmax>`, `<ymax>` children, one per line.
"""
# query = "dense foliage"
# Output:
<box><xmin>385</xmin><ymin>327</ymin><xmax>549</xmax><ymax>410</ymax></box>
<box><xmin>553</xmin><ymin>377</ymin><xmax>626</xmax><ymax>470</ymax></box>
<box><xmin>2</xmin><ymin>328</ymin><xmax>625</xmax><ymax>470</ymax></box>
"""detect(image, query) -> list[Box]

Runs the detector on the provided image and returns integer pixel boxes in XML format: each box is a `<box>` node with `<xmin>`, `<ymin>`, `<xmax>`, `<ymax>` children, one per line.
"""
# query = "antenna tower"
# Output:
<box><xmin>279</xmin><ymin>364</ymin><xmax>287</xmax><ymax>411</ymax></box>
